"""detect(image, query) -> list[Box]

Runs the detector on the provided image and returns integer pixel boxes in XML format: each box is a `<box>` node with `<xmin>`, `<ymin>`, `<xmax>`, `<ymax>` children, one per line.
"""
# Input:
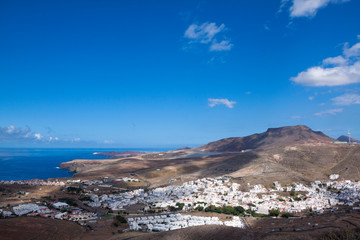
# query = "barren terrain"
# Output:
<box><xmin>5</xmin><ymin>125</ymin><xmax>358</xmax><ymax>240</ymax></box>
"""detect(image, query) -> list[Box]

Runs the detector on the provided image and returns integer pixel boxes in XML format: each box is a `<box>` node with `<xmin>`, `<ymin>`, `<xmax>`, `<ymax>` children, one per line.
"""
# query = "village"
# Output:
<box><xmin>0</xmin><ymin>201</ymin><xmax>97</xmax><ymax>222</ymax></box>
<box><xmin>0</xmin><ymin>175</ymin><xmax>360</xmax><ymax>232</ymax></box>
<box><xmin>127</xmin><ymin>214</ymin><xmax>245</xmax><ymax>232</ymax></box>
<box><xmin>0</xmin><ymin>179</ymin><xmax>65</xmax><ymax>186</ymax></box>
<box><xmin>88</xmin><ymin>175</ymin><xmax>360</xmax><ymax>216</ymax></box>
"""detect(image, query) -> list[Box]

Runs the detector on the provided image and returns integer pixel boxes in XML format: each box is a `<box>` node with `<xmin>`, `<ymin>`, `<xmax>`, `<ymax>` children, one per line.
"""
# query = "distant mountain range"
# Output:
<box><xmin>337</xmin><ymin>135</ymin><xmax>360</xmax><ymax>143</ymax></box>
<box><xmin>195</xmin><ymin>125</ymin><xmax>334</xmax><ymax>152</ymax></box>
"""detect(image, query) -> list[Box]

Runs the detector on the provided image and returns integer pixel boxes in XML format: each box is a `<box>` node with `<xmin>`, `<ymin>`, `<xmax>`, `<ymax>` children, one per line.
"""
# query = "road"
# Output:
<box><xmin>130</xmin><ymin>169</ymin><xmax>151</xmax><ymax>189</ymax></box>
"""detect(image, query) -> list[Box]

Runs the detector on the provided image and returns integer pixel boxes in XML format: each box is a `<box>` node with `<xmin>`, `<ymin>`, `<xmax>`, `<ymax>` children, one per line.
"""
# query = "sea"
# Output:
<box><xmin>0</xmin><ymin>148</ymin><xmax>170</xmax><ymax>181</ymax></box>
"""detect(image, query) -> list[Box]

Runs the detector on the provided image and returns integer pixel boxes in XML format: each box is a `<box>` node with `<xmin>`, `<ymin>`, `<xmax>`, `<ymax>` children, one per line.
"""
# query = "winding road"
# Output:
<box><xmin>130</xmin><ymin>169</ymin><xmax>151</xmax><ymax>189</ymax></box>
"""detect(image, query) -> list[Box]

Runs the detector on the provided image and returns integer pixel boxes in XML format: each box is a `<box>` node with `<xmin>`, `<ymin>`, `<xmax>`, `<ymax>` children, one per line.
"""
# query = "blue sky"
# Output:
<box><xmin>1</xmin><ymin>0</ymin><xmax>360</xmax><ymax>148</ymax></box>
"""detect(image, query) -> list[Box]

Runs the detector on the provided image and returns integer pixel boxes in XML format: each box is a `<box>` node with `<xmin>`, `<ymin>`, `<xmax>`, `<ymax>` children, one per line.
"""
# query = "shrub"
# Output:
<box><xmin>281</xmin><ymin>213</ymin><xmax>293</xmax><ymax>218</ymax></box>
<box><xmin>67</xmin><ymin>187</ymin><xmax>82</xmax><ymax>194</ymax></box>
<box><xmin>195</xmin><ymin>206</ymin><xmax>203</xmax><ymax>211</ymax></box>
<box><xmin>176</xmin><ymin>202</ymin><xmax>185</xmax><ymax>210</ymax></box>
<box><xmin>269</xmin><ymin>209</ymin><xmax>280</xmax><ymax>217</ymax></box>
<box><xmin>59</xmin><ymin>197</ymin><xmax>78</xmax><ymax>207</ymax></box>
<box><xmin>168</xmin><ymin>206</ymin><xmax>177</xmax><ymax>211</ymax></box>
<box><xmin>115</xmin><ymin>215</ymin><xmax>127</xmax><ymax>224</ymax></box>
<box><xmin>79</xmin><ymin>196</ymin><xmax>91</xmax><ymax>201</ymax></box>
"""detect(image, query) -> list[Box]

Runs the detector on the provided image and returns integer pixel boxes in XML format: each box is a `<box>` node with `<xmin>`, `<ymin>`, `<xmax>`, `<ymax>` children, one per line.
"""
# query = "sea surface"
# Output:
<box><xmin>0</xmin><ymin>148</ymin><xmax>170</xmax><ymax>181</ymax></box>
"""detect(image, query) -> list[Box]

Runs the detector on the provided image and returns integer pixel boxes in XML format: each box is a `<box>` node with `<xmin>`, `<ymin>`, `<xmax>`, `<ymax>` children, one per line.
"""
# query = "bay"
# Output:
<box><xmin>0</xmin><ymin>148</ymin><xmax>169</xmax><ymax>181</ymax></box>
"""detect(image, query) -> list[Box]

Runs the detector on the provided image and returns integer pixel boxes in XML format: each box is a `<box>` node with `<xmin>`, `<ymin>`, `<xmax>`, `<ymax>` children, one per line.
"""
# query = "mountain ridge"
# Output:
<box><xmin>195</xmin><ymin>125</ymin><xmax>334</xmax><ymax>152</ymax></box>
<box><xmin>60</xmin><ymin>125</ymin><xmax>360</xmax><ymax>185</ymax></box>
<box><xmin>337</xmin><ymin>135</ymin><xmax>360</xmax><ymax>143</ymax></box>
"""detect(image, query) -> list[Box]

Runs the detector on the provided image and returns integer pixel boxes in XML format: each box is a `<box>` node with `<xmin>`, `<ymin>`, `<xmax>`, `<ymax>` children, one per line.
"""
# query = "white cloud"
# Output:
<box><xmin>184</xmin><ymin>22</ymin><xmax>225</xmax><ymax>43</ymax></box>
<box><xmin>308</xmin><ymin>96</ymin><xmax>315</xmax><ymax>100</ymax></box>
<box><xmin>0</xmin><ymin>125</ymin><xmax>43</xmax><ymax>142</ymax></box>
<box><xmin>210</xmin><ymin>40</ymin><xmax>233</xmax><ymax>51</ymax></box>
<box><xmin>284</xmin><ymin>0</ymin><xmax>350</xmax><ymax>18</ymax></box>
<box><xmin>291</xmin><ymin>38</ymin><xmax>360</xmax><ymax>86</ymax></box>
<box><xmin>48</xmin><ymin>136</ymin><xmax>60</xmax><ymax>142</ymax></box>
<box><xmin>208</xmin><ymin>98</ymin><xmax>236</xmax><ymax>108</ymax></box>
<box><xmin>0</xmin><ymin>125</ymin><xmax>105</xmax><ymax>146</ymax></box>
<box><xmin>6</xmin><ymin>125</ymin><xmax>15</xmax><ymax>133</ymax></box>
<box><xmin>314</xmin><ymin>108</ymin><xmax>343</xmax><ymax>116</ymax></box>
<box><xmin>291</xmin><ymin>63</ymin><xmax>360</xmax><ymax>86</ymax></box>
<box><xmin>322</xmin><ymin>56</ymin><xmax>348</xmax><ymax>66</ymax></box>
<box><xmin>34</xmin><ymin>133</ymin><xmax>41</xmax><ymax>140</ymax></box>
<box><xmin>332</xmin><ymin>93</ymin><xmax>360</xmax><ymax>105</ymax></box>
<box><xmin>184</xmin><ymin>22</ymin><xmax>233</xmax><ymax>52</ymax></box>
<box><xmin>343</xmin><ymin>42</ymin><xmax>360</xmax><ymax>58</ymax></box>
<box><xmin>278</xmin><ymin>0</ymin><xmax>290</xmax><ymax>13</ymax></box>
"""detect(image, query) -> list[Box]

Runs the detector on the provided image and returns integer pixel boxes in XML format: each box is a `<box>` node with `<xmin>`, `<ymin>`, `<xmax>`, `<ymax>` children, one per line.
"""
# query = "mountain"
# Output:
<box><xmin>337</xmin><ymin>135</ymin><xmax>360</xmax><ymax>143</ymax></box>
<box><xmin>195</xmin><ymin>125</ymin><xmax>334</xmax><ymax>152</ymax></box>
<box><xmin>61</xmin><ymin>125</ymin><xmax>360</xmax><ymax>185</ymax></box>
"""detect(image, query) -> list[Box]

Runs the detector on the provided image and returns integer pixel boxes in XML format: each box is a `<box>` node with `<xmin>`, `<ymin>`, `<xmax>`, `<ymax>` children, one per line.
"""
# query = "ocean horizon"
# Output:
<box><xmin>0</xmin><ymin>147</ymin><xmax>172</xmax><ymax>181</ymax></box>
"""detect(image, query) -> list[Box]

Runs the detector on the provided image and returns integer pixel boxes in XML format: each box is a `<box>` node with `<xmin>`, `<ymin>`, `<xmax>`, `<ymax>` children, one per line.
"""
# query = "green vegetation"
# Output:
<box><xmin>204</xmin><ymin>205</ymin><xmax>245</xmax><ymax>216</ymax></box>
<box><xmin>168</xmin><ymin>206</ymin><xmax>177</xmax><ymax>211</ymax></box>
<box><xmin>251</xmin><ymin>213</ymin><xmax>270</xmax><ymax>218</ymax></box>
<box><xmin>41</xmin><ymin>196</ymin><xmax>54</xmax><ymax>201</ymax></box>
<box><xmin>115</xmin><ymin>215</ymin><xmax>127</xmax><ymax>224</ymax></box>
<box><xmin>118</xmin><ymin>210</ymin><xmax>129</xmax><ymax>215</ymax></box>
<box><xmin>59</xmin><ymin>197</ymin><xmax>78</xmax><ymax>207</ymax></box>
<box><xmin>78</xmin><ymin>196</ymin><xmax>91</xmax><ymax>201</ymax></box>
<box><xmin>112</xmin><ymin>216</ymin><xmax>127</xmax><ymax>228</ymax></box>
<box><xmin>197</xmin><ymin>205</ymin><xmax>281</xmax><ymax>218</ymax></box>
<box><xmin>176</xmin><ymin>202</ymin><xmax>185</xmax><ymax>210</ymax></box>
<box><xmin>195</xmin><ymin>206</ymin><xmax>204</xmax><ymax>211</ymax></box>
<box><xmin>281</xmin><ymin>213</ymin><xmax>293</xmax><ymax>218</ymax></box>
<box><xmin>269</xmin><ymin>209</ymin><xmax>280</xmax><ymax>217</ymax></box>
<box><xmin>193</xmin><ymin>204</ymin><xmax>292</xmax><ymax>218</ymax></box>
<box><xmin>67</xmin><ymin>186</ymin><xmax>82</xmax><ymax>194</ymax></box>
<box><xmin>168</xmin><ymin>203</ymin><xmax>185</xmax><ymax>211</ymax></box>
<box><xmin>293</xmin><ymin>197</ymin><xmax>302</xmax><ymax>201</ymax></box>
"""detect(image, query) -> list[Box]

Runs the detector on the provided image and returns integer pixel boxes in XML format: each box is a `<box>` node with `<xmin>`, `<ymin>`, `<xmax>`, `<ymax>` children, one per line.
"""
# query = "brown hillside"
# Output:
<box><xmin>60</xmin><ymin>125</ymin><xmax>360</xmax><ymax>186</ymax></box>
<box><xmin>195</xmin><ymin>125</ymin><xmax>334</xmax><ymax>152</ymax></box>
<box><xmin>337</xmin><ymin>135</ymin><xmax>360</xmax><ymax>143</ymax></box>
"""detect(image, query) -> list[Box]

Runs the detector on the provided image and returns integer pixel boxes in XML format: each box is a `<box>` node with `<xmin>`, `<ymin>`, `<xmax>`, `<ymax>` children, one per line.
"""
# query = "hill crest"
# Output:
<box><xmin>337</xmin><ymin>135</ymin><xmax>360</xmax><ymax>143</ymax></box>
<box><xmin>195</xmin><ymin>125</ymin><xmax>334</xmax><ymax>152</ymax></box>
